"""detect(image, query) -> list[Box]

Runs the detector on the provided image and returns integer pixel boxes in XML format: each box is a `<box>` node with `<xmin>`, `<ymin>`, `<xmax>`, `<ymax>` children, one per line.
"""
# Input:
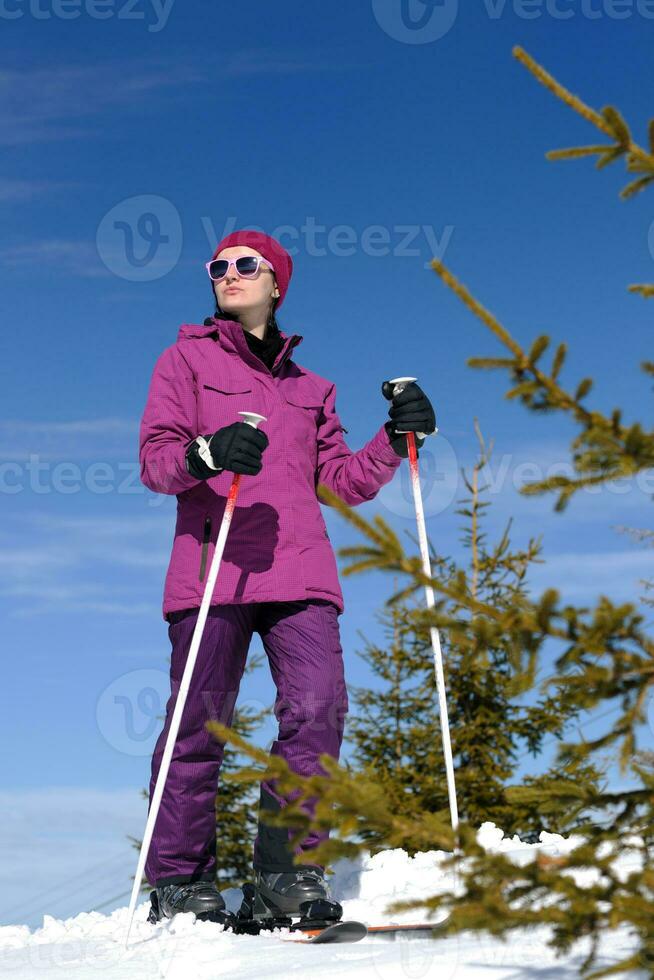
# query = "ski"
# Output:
<box><xmin>282</xmin><ymin>920</ymin><xmax>368</xmax><ymax>943</ymax></box>
<box><xmin>365</xmin><ymin>922</ymin><xmax>444</xmax><ymax>939</ymax></box>
<box><xmin>245</xmin><ymin>920</ymin><xmax>445</xmax><ymax>944</ymax></box>
<box><xmin>230</xmin><ymin>880</ymin><xmax>448</xmax><ymax>943</ymax></box>
<box><xmin>292</xmin><ymin>921</ymin><xmax>445</xmax><ymax>942</ymax></box>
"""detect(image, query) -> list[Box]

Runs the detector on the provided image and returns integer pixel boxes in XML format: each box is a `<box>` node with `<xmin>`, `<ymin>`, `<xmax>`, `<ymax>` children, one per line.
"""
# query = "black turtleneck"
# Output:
<box><xmin>241</xmin><ymin>322</ymin><xmax>285</xmax><ymax>371</ymax></box>
<box><xmin>203</xmin><ymin>314</ymin><xmax>286</xmax><ymax>371</ymax></box>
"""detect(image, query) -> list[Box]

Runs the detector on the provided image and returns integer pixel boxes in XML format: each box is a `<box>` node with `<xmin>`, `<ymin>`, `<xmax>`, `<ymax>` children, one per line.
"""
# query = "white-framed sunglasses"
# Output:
<box><xmin>205</xmin><ymin>255</ymin><xmax>275</xmax><ymax>282</ymax></box>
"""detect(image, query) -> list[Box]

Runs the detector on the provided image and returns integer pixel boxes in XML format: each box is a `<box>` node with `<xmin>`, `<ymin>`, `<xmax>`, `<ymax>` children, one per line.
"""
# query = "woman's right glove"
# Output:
<box><xmin>185</xmin><ymin>421</ymin><xmax>269</xmax><ymax>478</ymax></box>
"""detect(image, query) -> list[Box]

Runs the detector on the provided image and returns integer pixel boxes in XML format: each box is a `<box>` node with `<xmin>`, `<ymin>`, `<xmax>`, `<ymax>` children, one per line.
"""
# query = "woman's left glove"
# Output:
<box><xmin>383</xmin><ymin>381</ymin><xmax>436</xmax><ymax>458</ymax></box>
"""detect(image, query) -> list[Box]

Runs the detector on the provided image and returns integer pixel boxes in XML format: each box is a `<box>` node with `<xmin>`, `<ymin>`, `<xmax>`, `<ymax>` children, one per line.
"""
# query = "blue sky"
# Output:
<box><xmin>1</xmin><ymin>0</ymin><xmax>653</xmax><ymax>929</ymax></box>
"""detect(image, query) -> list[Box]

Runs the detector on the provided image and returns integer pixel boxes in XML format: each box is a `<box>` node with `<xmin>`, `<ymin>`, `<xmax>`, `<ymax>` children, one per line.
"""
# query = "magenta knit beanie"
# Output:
<box><xmin>211</xmin><ymin>230</ymin><xmax>293</xmax><ymax>310</ymax></box>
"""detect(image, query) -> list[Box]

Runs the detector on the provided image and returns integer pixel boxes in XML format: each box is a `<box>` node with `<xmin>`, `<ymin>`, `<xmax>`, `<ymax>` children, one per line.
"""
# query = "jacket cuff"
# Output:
<box><xmin>185</xmin><ymin>436</ymin><xmax>224</xmax><ymax>481</ymax></box>
<box><xmin>369</xmin><ymin>421</ymin><xmax>404</xmax><ymax>468</ymax></box>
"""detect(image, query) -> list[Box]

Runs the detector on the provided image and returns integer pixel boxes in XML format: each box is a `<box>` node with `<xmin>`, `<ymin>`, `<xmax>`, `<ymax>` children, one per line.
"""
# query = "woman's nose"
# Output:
<box><xmin>225</xmin><ymin>265</ymin><xmax>240</xmax><ymax>283</ymax></box>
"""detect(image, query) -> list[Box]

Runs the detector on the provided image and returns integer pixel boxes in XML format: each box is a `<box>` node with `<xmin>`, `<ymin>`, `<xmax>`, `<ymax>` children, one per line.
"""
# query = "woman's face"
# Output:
<box><xmin>213</xmin><ymin>246</ymin><xmax>279</xmax><ymax>318</ymax></box>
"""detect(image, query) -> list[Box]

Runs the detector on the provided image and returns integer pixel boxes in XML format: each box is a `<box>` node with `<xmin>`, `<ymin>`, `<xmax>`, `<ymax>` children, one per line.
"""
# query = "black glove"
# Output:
<box><xmin>185</xmin><ymin>422</ymin><xmax>269</xmax><ymax>478</ymax></box>
<box><xmin>381</xmin><ymin>381</ymin><xmax>436</xmax><ymax>459</ymax></box>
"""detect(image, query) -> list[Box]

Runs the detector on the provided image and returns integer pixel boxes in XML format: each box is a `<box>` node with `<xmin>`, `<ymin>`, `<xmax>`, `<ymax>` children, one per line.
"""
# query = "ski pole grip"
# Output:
<box><xmin>381</xmin><ymin>375</ymin><xmax>432</xmax><ymax>441</ymax></box>
<box><xmin>238</xmin><ymin>411</ymin><xmax>267</xmax><ymax>429</ymax></box>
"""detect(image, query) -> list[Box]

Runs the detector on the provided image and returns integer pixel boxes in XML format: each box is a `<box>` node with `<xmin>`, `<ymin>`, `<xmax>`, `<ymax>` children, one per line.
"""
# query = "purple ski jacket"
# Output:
<box><xmin>139</xmin><ymin>316</ymin><xmax>403</xmax><ymax>621</ymax></box>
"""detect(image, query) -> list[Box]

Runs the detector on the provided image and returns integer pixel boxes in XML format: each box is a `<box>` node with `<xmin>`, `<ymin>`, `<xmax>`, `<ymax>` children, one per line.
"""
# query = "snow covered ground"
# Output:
<box><xmin>0</xmin><ymin>824</ymin><xmax>645</xmax><ymax>979</ymax></box>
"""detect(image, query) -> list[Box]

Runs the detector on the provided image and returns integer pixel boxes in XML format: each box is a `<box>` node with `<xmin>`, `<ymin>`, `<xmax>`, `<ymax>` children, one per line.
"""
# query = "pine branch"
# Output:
<box><xmin>628</xmin><ymin>284</ymin><xmax>654</xmax><ymax>299</ymax></box>
<box><xmin>430</xmin><ymin>256</ymin><xmax>654</xmax><ymax>509</ymax></box>
<box><xmin>513</xmin><ymin>47</ymin><xmax>654</xmax><ymax>201</ymax></box>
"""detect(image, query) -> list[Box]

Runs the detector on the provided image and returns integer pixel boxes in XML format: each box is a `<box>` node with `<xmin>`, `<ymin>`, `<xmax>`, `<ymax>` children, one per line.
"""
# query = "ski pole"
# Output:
<box><xmin>383</xmin><ymin>377</ymin><xmax>459</xmax><ymax>837</ymax></box>
<box><xmin>124</xmin><ymin>410</ymin><xmax>267</xmax><ymax>948</ymax></box>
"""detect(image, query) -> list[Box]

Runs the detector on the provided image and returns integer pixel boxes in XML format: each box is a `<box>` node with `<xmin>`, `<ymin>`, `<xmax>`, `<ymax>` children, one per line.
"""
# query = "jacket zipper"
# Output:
<box><xmin>199</xmin><ymin>515</ymin><xmax>212</xmax><ymax>582</ymax></box>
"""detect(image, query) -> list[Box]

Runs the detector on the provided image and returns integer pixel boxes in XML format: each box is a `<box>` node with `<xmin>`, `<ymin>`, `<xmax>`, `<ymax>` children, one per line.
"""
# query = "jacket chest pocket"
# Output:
<box><xmin>198</xmin><ymin>379</ymin><xmax>254</xmax><ymax>433</ymax></box>
<box><xmin>281</xmin><ymin>392</ymin><xmax>323</xmax><ymax>460</ymax></box>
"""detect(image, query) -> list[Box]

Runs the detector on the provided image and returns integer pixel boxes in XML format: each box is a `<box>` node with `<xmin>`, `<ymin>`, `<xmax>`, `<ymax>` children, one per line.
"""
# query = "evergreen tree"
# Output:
<box><xmin>347</xmin><ymin>422</ymin><xmax>604</xmax><ymax>841</ymax></box>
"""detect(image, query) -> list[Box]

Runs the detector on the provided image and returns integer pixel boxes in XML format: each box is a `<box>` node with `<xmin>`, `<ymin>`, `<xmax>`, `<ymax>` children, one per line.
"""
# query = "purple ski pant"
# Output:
<box><xmin>144</xmin><ymin>599</ymin><xmax>349</xmax><ymax>887</ymax></box>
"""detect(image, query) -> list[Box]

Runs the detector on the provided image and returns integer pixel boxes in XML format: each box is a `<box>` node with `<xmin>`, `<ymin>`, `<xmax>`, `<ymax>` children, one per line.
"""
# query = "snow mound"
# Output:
<box><xmin>0</xmin><ymin>824</ymin><xmax>644</xmax><ymax>979</ymax></box>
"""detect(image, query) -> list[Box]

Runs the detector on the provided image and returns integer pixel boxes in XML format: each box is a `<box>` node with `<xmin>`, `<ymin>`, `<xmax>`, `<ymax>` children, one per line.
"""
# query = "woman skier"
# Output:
<box><xmin>139</xmin><ymin>229</ymin><xmax>436</xmax><ymax>926</ymax></box>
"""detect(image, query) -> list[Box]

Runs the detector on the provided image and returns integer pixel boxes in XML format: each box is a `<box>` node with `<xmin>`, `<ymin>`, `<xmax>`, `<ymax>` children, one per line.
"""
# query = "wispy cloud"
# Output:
<box><xmin>0</xmin><ymin>418</ymin><xmax>138</xmax><ymax>436</ymax></box>
<box><xmin>0</xmin><ymin>52</ymin><xmax>360</xmax><ymax>146</ymax></box>
<box><xmin>29</xmin><ymin>512</ymin><xmax>170</xmax><ymax>535</ymax></box>
<box><xmin>9</xmin><ymin>597</ymin><xmax>160</xmax><ymax>619</ymax></box>
<box><xmin>0</xmin><ymin>547</ymin><xmax>80</xmax><ymax>574</ymax></box>
<box><xmin>0</xmin><ymin>61</ymin><xmax>204</xmax><ymax>146</ymax></box>
<box><xmin>0</xmin><ymin>240</ymin><xmax>114</xmax><ymax>278</ymax></box>
<box><xmin>1</xmin><ymin>511</ymin><xmax>172</xmax><ymax>567</ymax></box>
<box><xmin>221</xmin><ymin>47</ymin><xmax>368</xmax><ymax>77</ymax></box>
<box><xmin>0</xmin><ymin>787</ymin><xmax>146</xmax><ymax>928</ymax></box>
<box><xmin>0</xmin><ymin>240</ymin><xmax>203</xmax><ymax>278</ymax></box>
<box><xmin>0</xmin><ymin>511</ymin><xmax>172</xmax><ymax>617</ymax></box>
<box><xmin>0</xmin><ymin>417</ymin><xmax>138</xmax><ymax>460</ymax></box>
<box><xmin>0</xmin><ymin>178</ymin><xmax>83</xmax><ymax>203</ymax></box>
<box><xmin>525</xmin><ymin>548</ymin><xmax>654</xmax><ymax>604</ymax></box>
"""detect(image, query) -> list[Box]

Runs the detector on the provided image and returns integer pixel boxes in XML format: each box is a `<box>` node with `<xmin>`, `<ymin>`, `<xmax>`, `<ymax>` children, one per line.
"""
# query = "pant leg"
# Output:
<box><xmin>145</xmin><ymin>603</ymin><xmax>255</xmax><ymax>887</ymax></box>
<box><xmin>252</xmin><ymin>599</ymin><xmax>349</xmax><ymax>873</ymax></box>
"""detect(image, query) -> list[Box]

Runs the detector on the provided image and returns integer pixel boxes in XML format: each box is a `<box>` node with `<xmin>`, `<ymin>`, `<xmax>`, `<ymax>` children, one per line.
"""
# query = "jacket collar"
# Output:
<box><xmin>177</xmin><ymin>316</ymin><xmax>304</xmax><ymax>376</ymax></box>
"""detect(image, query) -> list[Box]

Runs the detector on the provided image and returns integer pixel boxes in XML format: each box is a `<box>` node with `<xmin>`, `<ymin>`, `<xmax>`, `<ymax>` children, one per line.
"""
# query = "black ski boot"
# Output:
<box><xmin>237</xmin><ymin>868</ymin><xmax>343</xmax><ymax>932</ymax></box>
<box><xmin>147</xmin><ymin>879</ymin><xmax>235</xmax><ymax>927</ymax></box>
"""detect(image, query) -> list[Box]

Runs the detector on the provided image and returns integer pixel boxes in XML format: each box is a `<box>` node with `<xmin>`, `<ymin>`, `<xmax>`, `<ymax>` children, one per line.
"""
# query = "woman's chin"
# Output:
<box><xmin>220</xmin><ymin>298</ymin><xmax>249</xmax><ymax>314</ymax></box>
<box><xmin>217</xmin><ymin>304</ymin><xmax>242</xmax><ymax>319</ymax></box>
